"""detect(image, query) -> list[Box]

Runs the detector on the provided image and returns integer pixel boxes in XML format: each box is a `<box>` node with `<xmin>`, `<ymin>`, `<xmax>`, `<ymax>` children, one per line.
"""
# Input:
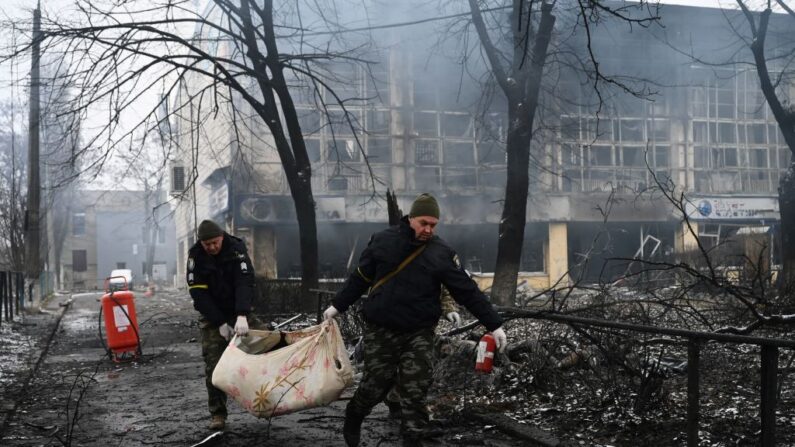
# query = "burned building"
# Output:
<box><xmin>170</xmin><ymin>2</ymin><xmax>792</xmax><ymax>287</ymax></box>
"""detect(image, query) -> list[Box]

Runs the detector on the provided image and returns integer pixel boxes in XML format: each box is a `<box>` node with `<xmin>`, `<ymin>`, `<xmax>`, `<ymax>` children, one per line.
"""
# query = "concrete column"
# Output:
<box><xmin>389</xmin><ymin>47</ymin><xmax>410</xmax><ymax>190</ymax></box>
<box><xmin>547</xmin><ymin>222</ymin><xmax>570</xmax><ymax>288</ymax></box>
<box><xmin>253</xmin><ymin>226</ymin><xmax>277</xmax><ymax>278</ymax></box>
<box><xmin>675</xmin><ymin>220</ymin><xmax>699</xmax><ymax>254</ymax></box>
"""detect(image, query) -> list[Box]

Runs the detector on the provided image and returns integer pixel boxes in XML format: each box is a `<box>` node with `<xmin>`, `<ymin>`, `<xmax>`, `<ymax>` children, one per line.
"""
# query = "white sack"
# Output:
<box><xmin>212</xmin><ymin>319</ymin><xmax>353</xmax><ymax>418</ymax></box>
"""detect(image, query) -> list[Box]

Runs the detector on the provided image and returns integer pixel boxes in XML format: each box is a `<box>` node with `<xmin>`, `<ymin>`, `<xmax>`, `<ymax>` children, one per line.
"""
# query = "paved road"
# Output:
<box><xmin>0</xmin><ymin>290</ymin><xmax>523</xmax><ymax>446</ymax></box>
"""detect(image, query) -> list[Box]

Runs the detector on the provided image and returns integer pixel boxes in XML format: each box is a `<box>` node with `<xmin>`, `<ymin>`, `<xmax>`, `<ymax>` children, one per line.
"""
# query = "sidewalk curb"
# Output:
<box><xmin>0</xmin><ymin>300</ymin><xmax>72</xmax><ymax>438</ymax></box>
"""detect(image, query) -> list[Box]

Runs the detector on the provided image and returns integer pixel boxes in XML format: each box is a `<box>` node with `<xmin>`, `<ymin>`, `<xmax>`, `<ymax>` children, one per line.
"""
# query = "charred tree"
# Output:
<box><xmin>386</xmin><ymin>188</ymin><xmax>402</xmax><ymax>226</ymax></box>
<box><xmin>469</xmin><ymin>0</ymin><xmax>555</xmax><ymax>306</ymax></box>
<box><xmin>736</xmin><ymin>1</ymin><xmax>795</xmax><ymax>296</ymax></box>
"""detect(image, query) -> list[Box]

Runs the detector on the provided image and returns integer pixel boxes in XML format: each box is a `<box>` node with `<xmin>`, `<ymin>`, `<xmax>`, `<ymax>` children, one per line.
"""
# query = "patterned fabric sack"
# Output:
<box><xmin>211</xmin><ymin>319</ymin><xmax>353</xmax><ymax>418</ymax></box>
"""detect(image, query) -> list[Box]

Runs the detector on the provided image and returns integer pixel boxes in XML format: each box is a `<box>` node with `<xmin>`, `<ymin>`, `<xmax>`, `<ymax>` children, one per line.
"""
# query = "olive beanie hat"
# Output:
<box><xmin>409</xmin><ymin>193</ymin><xmax>440</xmax><ymax>219</ymax></box>
<box><xmin>197</xmin><ymin>219</ymin><xmax>223</xmax><ymax>241</ymax></box>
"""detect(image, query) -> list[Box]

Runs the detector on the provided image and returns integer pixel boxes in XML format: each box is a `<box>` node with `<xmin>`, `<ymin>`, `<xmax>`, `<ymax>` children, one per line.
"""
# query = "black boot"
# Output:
<box><xmin>402</xmin><ymin>433</ymin><xmax>424</xmax><ymax>447</ymax></box>
<box><xmin>343</xmin><ymin>405</ymin><xmax>365</xmax><ymax>447</ymax></box>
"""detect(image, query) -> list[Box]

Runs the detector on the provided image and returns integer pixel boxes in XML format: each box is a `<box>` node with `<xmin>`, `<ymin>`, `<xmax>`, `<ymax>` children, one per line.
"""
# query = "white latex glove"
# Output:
<box><xmin>492</xmin><ymin>327</ymin><xmax>507</xmax><ymax>352</ymax></box>
<box><xmin>234</xmin><ymin>315</ymin><xmax>249</xmax><ymax>336</ymax></box>
<box><xmin>445</xmin><ymin>311</ymin><xmax>462</xmax><ymax>326</ymax></box>
<box><xmin>323</xmin><ymin>305</ymin><xmax>339</xmax><ymax>321</ymax></box>
<box><xmin>218</xmin><ymin>323</ymin><xmax>232</xmax><ymax>340</ymax></box>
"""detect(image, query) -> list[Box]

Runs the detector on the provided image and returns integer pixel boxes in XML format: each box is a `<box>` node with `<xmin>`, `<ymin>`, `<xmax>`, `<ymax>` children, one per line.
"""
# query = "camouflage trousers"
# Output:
<box><xmin>199</xmin><ymin>316</ymin><xmax>262</xmax><ymax>417</ymax></box>
<box><xmin>347</xmin><ymin>323</ymin><xmax>435</xmax><ymax>436</ymax></box>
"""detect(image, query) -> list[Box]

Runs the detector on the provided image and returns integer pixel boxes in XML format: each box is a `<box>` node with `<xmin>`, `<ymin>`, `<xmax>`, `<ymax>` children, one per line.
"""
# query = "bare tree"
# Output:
<box><xmin>733</xmin><ymin>1</ymin><xmax>795</xmax><ymax>294</ymax></box>
<box><xmin>1</xmin><ymin>0</ymin><xmax>379</xmax><ymax>308</ymax></box>
<box><xmin>465</xmin><ymin>0</ymin><xmax>660</xmax><ymax>305</ymax></box>
<box><xmin>0</xmin><ymin>101</ymin><xmax>27</xmax><ymax>271</ymax></box>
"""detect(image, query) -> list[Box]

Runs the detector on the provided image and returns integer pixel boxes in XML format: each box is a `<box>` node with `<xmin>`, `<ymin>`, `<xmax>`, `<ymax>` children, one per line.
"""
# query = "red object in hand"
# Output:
<box><xmin>475</xmin><ymin>332</ymin><xmax>496</xmax><ymax>373</ymax></box>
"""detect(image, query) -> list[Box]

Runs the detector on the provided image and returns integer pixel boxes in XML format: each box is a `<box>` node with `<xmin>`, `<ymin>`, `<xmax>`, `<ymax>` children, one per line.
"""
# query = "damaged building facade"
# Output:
<box><xmin>170</xmin><ymin>3</ymin><xmax>792</xmax><ymax>288</ymax></box>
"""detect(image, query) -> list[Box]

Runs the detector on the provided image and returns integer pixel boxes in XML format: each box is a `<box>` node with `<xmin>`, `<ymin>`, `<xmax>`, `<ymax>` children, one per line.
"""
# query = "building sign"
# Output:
<box><xmin>316</xmin><ymin>197</ymin><xmax>345</xmax><ymax>221</ymax></box>
<box><xmin>685</xmin><ymin>197</ymin><xmax>779</xmax><ymax>221</ymax></box>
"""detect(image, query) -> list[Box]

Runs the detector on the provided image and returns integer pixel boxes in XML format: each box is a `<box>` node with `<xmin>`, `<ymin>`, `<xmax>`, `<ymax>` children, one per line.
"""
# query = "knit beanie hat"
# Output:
<box><xmin>409</xmin><ymin>193</ymin><xmax>440</xmax><ymax>219</ymax></box>
<box><xmin>197</xmin><ymin>219</ymin><xmax>223</xmax><ymax>241</ymax></box>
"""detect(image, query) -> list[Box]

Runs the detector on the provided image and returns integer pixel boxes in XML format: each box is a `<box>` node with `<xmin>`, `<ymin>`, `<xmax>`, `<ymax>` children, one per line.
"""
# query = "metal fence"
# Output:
<box><xmin>308</xmin><ymin>288</ymin><xmax>794</xmax><ymax>447</ymax></box>
<box><xmin>0</xmin><ymin>271</ymin><xmax>26</xmax><ymax>327</ymax></box>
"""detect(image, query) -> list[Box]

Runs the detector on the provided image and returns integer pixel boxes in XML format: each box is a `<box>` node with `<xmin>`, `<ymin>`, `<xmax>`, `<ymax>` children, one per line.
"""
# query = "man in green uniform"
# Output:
<box><xmin>324</xmin><ymin>193</ymin><xmax>507</xmax><ymax>446</ymax></box>
<box><xmin>186</xmin><ymin>219</ymin><xmax>258</xmax><ymax>431</ymax></box>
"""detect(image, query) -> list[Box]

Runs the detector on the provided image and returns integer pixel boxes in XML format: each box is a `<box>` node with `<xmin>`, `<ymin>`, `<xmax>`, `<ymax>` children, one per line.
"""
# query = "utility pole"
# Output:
<box><xmin>25</xmin><ymin>1</ymin><xmax>42</xmax><ymax>304</ymax></box>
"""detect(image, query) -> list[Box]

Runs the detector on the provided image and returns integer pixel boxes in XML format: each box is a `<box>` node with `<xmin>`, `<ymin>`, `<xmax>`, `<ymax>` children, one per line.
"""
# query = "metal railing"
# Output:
<box><xmin>0</xmin><ymin>271</ymin><xmax>26</xmax><ymax>327</ymax></box>
<box><xmin>310</xmin><ymin>287</ymin><xmax>794</xmax><ymax>447</ymax></box>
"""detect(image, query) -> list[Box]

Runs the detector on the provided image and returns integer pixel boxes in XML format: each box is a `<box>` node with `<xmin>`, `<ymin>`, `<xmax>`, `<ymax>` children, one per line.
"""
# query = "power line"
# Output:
<box><xmin>288</xmin><ymin>6</ymin><xmax>510</xmax><ymax>37</ymax></box>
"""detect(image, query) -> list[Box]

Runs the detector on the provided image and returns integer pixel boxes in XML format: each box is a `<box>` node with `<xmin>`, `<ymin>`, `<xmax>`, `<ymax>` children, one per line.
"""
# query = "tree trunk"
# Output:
<box><xmin>488</xmin><ymin>3</ymin><xmax>556</xmax><ymax>306</ymax></box>
<box><xmin>778</xmin><ymin>166</ymin><xmax>795</xmax><ymax>302</ymax></box>
<box><xmin>293</xmin><ymin>180</ymin><xmax>319</xmax><ymax>311</ymax></box>
<box><xmin>235</xmin><ymin>0</ymin><xmax>320</xmax><ymax>311</ymax></box>
<box><xmin>740</xmin><ymin>6</ymin><xmax>795</xmax><ymax>296</ymax></box>
<box><xmin>491</xmin><ymin>100</ymin><xmax>533</xmax><ymax>306</ymax></box>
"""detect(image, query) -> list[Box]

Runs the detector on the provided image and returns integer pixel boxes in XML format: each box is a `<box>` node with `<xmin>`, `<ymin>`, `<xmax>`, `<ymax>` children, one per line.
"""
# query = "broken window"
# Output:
<box><xmin>694</xmin><ymin>147</ymin><xmax>710</xmax><ymax>168</ymax></box>
<box><xmin>478</xmin><ymin>140</ymin><xmax>505</xmax><ymax>164</ymax></box>
<box><xmin>621</xmin><ymin>146</ymin><xmax>645</xmax><ymax>167</ymax></box>
<box><xmin>327</xmin><ymin>110</ymin><xmax>358</xmax><ymax>136</ymax></box>
<box><xmin>587</xmin><ymin>118</ymin><xmax>613</xmax><ymax>141</ymax></box>
<box><xmin>690</xmin><ymin>87</ymin><xmax>707</xmax><ymax>117</ymax></box>
<box><xmin>365</xmin><ymin>67</ymin><xmax>389</xmax><ymax>104</ymax></box>
<box><xmin>327</xmin><ymin>139</ymin><xmax>359</xmax><ymax>162</ymax></box>
<box><xmin>414</xmin><ymin>112</ymin><xmax>439</xmax><ymax>137</ymax></box>
<box><xmin>769</xmin><ymin>124</ymin><xmax>783</xmax><ymax>144</ymax></box>
<box><xmin>415</xmin><ymin>166</ymin><xmax>440</xmax><ymax>190</ymax></box>
<box><xmin>415</xmin><ymin>140</ymin><xmax>439</xmax><ymax>165</ymax></box>
<box><xmin>651</xmin><ymin>119</ymin><xmax>669</xmax><ymax>141</ymax></box>
<box><xmin>561</xmin><ymin>144</ymin><xmax>581</xmax><ymax>167</ymax></box>
<box><xmin>750</xmin><ymin>148</ymin><xmax>768</xmax><ymax>168</ymax></box>
<box><xmin>366</xmin><ymin>138</ymin><xmax>391</xmax><ymax>163</ymax></box>
<box><xmin>366</xmin><ymin>109</ymin><xmax>390</xmax><ymax>135</ymax></box>
<box><xmin>778</xmin><ymin>148</ymin><xmax>790</xmax><ymax>169</ymax></box>
<box><xmin>620</xmin><ymin>119</ymin><xmax>644</xmax><ymax>141</ymax></box>
<box><xmin>589</xmin><ymin>145</ymin><xmax>613</xmax><ymax>166</ymax></box>
<box><xmin>693</xmin><ymin>121</ymin><xmax>708</xmax><ymax>143</ymax></box>
<box><xmin>296</xmin><ymin>109</ymin><xmax>321</xmax><ymax>135</ymax></box>
<box><xmin>724</xmin><ymin>147</ymin><xmax>738</xmax><ymax>167</ymax></box>
<box><xmin>655</xmin><ymin>146</ymin><xmax>670</xmax><ymax>167</ymax></box>
<box><xmin>748</xmin><ymin>90</ymin><xmax>767</xmax><ymax>119</ymax></box>
<box><xmin>305</xmin><ymin>139</ymin><xmax>321</xmax><ymax>162</ymax></box>
<box><xmin>444</xmin><ymin>141</ymin><xmax>475</xmax><ymax>166</ymax></box>
<box><xmin>478</xmin><ymin>113</ymin><xmax>506</xmax><ymax>142</ymax></box>
<box><xmin>718</xmin><ymin>122</ymin><xmax>736</xmax><ymax>143</ymax></box>
<box><xmin>560</xmin><ymin>116</ymin><xmax>580</xmax><ymax>140</ymax></box>
<box><xmin>618</xmin><ymin>97</ymin><xmax>645</xmax><ymax>116</ymax></box>
<box><xmin>748</xmin><ymin>123</ymin><xmax>766</xmax><ymax>144</ymax></box>
<box><xmin>716</xmin><ymin>87</ymin><xmax>735</xmax><ymax>118</ymax></box>
<box><xmin>443</xmin><ymin>113</ymin><xmax>473</xmax><ymax>138</ymax></box>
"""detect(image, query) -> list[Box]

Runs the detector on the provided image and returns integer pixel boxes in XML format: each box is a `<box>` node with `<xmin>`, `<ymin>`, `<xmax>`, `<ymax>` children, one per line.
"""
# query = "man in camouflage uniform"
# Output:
<box><xmin>323</xmin><ymin>193</ymin><xmax>507</xmax><ymax>447</ymax></box>
<box><xmin>383</xmin><ymin>287</ymin><xmax>460</xmax><ymax>419</ymax></box>
<box><xmin>187</xmin><ymin>219</ymin><xmax>258</xmax><ymax>431</ymax></box>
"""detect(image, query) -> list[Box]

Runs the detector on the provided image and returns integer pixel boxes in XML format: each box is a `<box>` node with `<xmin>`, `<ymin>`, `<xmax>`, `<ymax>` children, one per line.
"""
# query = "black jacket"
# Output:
<box><xmin>332</xmin><ymin>216</ymin><xmax>502</xmax><ymax>332</ymax></box>
<box><xmin>186</xmin><ymin>233</ymin><xmax>256</xmax><ymax>326</ymax></box>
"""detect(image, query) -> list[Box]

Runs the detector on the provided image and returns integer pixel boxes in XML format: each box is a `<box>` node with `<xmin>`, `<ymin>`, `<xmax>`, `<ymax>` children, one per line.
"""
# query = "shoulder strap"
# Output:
<box><xmin>368</xmin><ymin>244</ymin><xmax>426</xmax><ymax>295</ymax></box>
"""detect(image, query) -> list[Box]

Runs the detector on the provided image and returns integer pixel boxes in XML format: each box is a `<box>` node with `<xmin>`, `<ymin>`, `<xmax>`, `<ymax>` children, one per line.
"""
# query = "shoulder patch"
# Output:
<box><xmin>453</xmin><ymin>254</ymin><xmax>461</xmax><ymax>268</ymax></box>
<box><xmin>187</xmin><ymin>257</ymin><xmax>195</xmax><ymax>271</ymax></box>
